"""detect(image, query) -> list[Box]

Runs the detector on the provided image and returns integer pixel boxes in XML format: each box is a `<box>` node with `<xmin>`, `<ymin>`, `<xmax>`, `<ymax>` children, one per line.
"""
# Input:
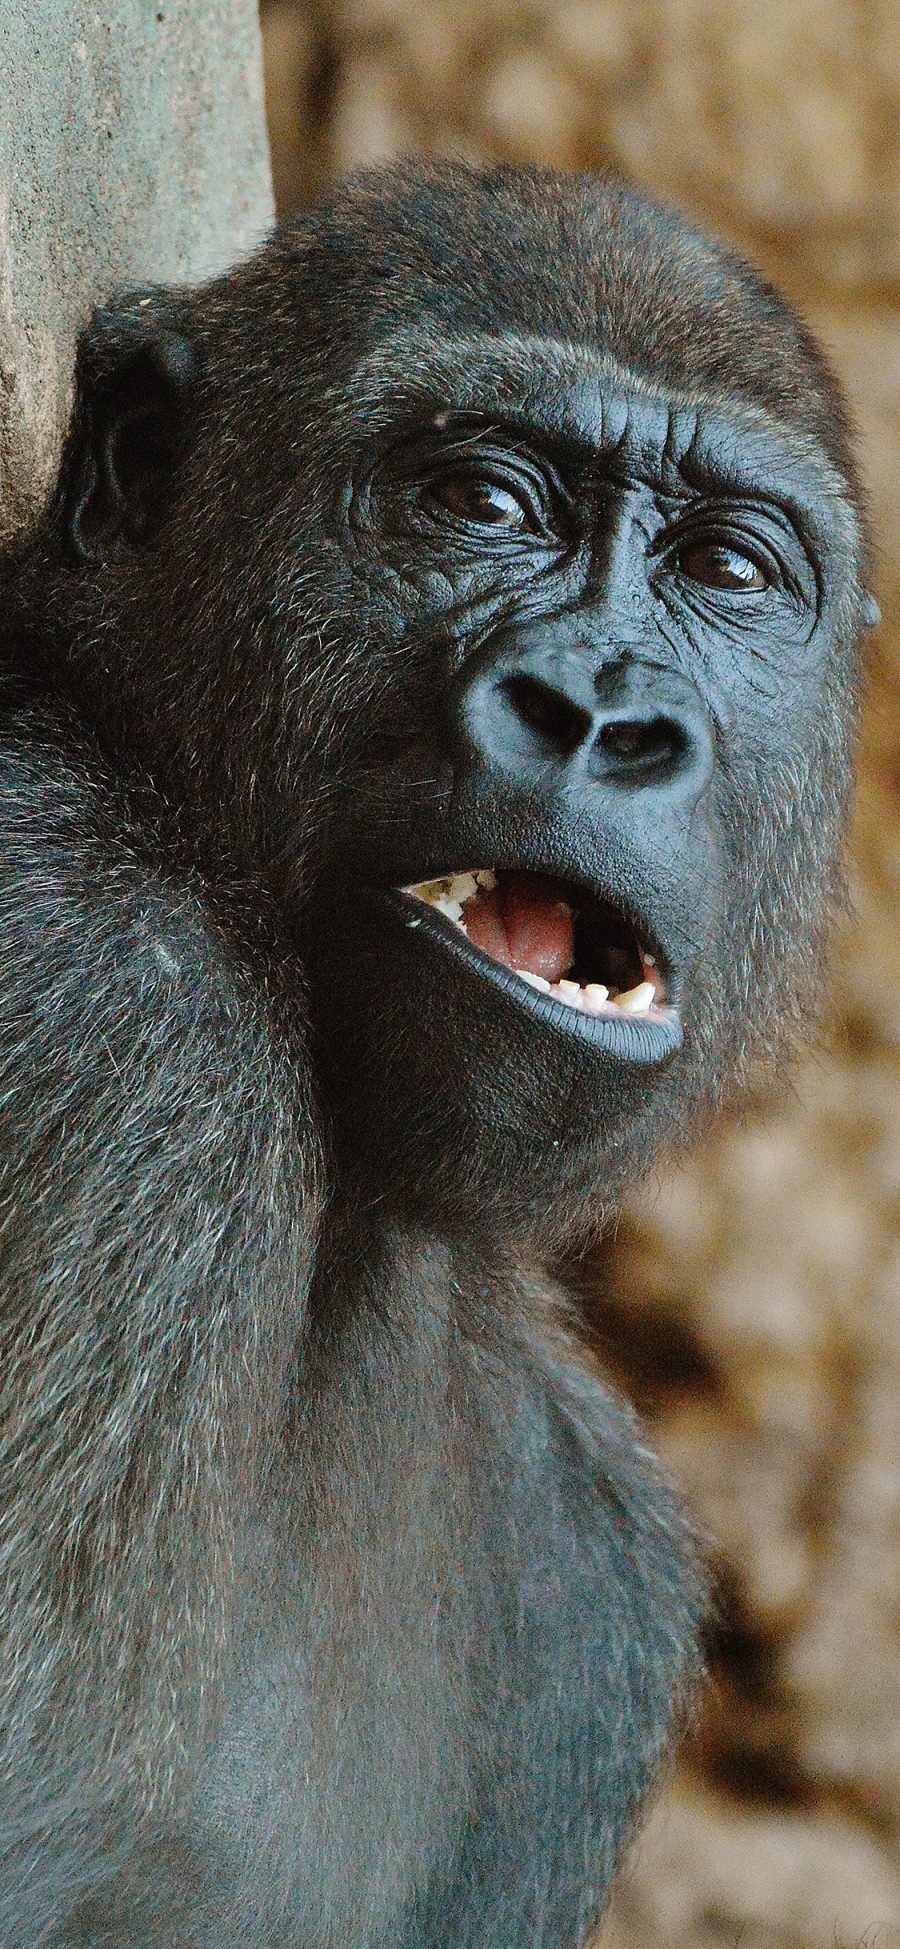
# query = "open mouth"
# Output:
<box><xmin>399</xmin><ymin>869</ymin><xmax>675</xmax><ymax>1021</ymax></box>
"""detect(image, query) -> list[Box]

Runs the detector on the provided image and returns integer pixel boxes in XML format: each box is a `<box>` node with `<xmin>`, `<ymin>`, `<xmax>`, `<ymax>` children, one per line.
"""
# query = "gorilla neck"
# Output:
<box><xmin>306</xmin><ymin>1202</ymin><xmax>529</xmax><ymax>1352</ymax></box>
<box><xmin>297</xmin><ymin>1202</ymin><xmax>579</xmax><ymax>1470</ymax></box>
<box><xmin>315</xmin><ymin>1146</ymin><xmax>604</xmax><ymax>1301</ymax></box>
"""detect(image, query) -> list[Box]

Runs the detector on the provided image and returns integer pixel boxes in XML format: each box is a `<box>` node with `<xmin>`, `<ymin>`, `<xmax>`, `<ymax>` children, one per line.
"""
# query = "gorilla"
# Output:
<box><xmin>0</xmin><ymin>160</ymin><xmax>874</xmax><ymax>1946</ymax></box>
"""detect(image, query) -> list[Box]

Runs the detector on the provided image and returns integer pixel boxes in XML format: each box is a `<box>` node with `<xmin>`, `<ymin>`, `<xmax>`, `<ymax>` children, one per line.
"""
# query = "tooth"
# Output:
<box><xmin>556</xmin><ymin>979</ymin><xmax>584</xmax><ymax>1008</ymax></box>
<box><xmin>448</xmin><ymin>872</ymin><xmax>478</xmax><ymax>905</ymax></box>
<box><xmin>432</xmin><ymin>896</ymin><xmax>464</xmax><ymax>922</ymax></box>
<box><xmin>517</xmin><ymin>969</ymin><xmax>551</xmax><ymax>992</ymax></box>
<box><xmin>615</xmin><ymin>981</ymin><xmax>656</xmax><ymax>1013</ymax></box>
<box><xmin>642</xmin><ymin>952</ymin><xmax>657</xmax><ymax>968</ymax></box>
<box><xmin>584</xmin><ymin>983</ymin><xmax>609</xmax><ymax>1009</ymax></box>
<box><xmin>475</xmin><ymin>869</ymin><xmax>497</xmax><ymax>890</ymax></box>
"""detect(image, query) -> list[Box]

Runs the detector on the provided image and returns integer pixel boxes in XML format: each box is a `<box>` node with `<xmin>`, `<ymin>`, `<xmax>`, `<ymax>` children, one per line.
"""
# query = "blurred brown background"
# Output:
<box><xmin>258</xmin><ymin>5</ymin><xmax>900</xmax><ymax>1943</ymax></box>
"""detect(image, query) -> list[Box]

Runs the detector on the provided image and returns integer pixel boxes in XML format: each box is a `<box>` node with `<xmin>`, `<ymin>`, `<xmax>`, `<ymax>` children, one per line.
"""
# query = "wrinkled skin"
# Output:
<box><xmin>0</xmin><ymin>162</ymin><xmax>872</xmax><ymax>1946</ymax></box>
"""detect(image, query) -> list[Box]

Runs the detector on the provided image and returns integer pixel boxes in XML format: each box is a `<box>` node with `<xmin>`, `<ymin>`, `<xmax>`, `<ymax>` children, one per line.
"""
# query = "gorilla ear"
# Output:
<box><xmin>68</xmin><ymin>299</ymin><xmax>197</xmax><ymax>561</ymax></box>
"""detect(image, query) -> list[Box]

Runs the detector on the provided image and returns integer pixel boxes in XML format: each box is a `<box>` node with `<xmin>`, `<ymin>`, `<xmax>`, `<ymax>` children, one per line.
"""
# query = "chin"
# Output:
<box><xmin>307</xmin><ymin>860</ymin><xmax>689</xmax><ymax>1234</ymax></box>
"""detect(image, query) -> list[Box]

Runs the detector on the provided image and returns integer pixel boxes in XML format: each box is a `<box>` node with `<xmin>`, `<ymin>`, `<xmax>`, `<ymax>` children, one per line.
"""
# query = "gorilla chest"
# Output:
<box><xmin>188</xmin><ymin>1319</ymin><xmax>620</xmax><ymax>1942</ymax></box>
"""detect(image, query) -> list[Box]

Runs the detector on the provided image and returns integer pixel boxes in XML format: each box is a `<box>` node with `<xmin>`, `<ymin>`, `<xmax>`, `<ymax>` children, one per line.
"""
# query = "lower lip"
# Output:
<box><xmin>380</xmin><ymin>891</ymin><xmax>684</xmax><ymax>1064</ymax></box>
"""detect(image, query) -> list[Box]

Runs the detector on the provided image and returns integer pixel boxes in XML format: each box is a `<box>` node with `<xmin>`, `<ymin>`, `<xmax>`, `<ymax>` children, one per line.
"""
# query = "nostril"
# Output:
<box><xmin>500</xmin><ymin>675</ymin><xmax>594</xmax><ymax>755</ymax></box>
<box><xmin>597</xmin><ymin>714</ymin><xmax>688</xmax><ymax>772</ymax></box>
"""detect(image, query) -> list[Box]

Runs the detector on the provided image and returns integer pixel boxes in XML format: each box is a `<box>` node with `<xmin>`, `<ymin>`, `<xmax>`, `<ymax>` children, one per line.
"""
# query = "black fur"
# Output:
<box><xmin>0</xmin><ymin>161</ymin><xmax>870</xmax><ymax>1945</ymax></box>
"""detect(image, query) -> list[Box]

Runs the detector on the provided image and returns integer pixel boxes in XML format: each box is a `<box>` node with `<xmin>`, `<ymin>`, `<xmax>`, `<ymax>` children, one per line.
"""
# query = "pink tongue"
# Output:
<box><xmin>462</xmin><ymin>871</ymin><xmax>575</xmax><ymax>983</ymax></box>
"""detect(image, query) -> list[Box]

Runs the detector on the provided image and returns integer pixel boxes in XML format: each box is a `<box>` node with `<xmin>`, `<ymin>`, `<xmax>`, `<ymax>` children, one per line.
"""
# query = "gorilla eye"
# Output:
<box><xmin>426</xmin><ymin>471</ymin><xmax>535</xmax><ymax>532</ymax></box>
<box><xmin>678</xmin><ymin>541</ymin><xmax>770</xmax><ymax>592</ymax></box>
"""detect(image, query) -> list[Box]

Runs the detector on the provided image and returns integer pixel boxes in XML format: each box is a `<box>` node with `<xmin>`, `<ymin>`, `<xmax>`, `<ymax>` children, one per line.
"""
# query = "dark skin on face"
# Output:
<box><xmin>308</xmin><ymin>351</ymin><xmax>847</xmax><ymax>1228</ymax></box>
<box><xmin>0</xmin><ymin>162</ymin><xmax>873</xmax><ymax>1945</ymax></box>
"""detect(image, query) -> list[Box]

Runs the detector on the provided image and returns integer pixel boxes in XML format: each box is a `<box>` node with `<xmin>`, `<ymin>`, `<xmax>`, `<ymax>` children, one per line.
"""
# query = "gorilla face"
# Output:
<box><xmin>51</xmin><ymin>163</ymin><xmax>869</xmax><ymax>1235</ymax></box>
<box><xmin>295</xmin><ymin>349</ymin><xmax>861</xmax><ymax>1229</ymax></box>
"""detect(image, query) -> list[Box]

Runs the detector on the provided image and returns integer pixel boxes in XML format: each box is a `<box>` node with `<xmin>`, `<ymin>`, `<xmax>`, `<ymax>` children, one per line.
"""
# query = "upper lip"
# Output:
<box><xmin>322</xmin><ymin>795</ymin><xmax>692</xmax><ymax>1033</ymax></box>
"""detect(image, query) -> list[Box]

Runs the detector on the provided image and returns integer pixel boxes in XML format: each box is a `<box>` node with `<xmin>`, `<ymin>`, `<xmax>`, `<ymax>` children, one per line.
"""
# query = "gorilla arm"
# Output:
<box><xmin>0</xmin><ymin>691</ymin><xmax>316</xmax><ymax>1935</ymax></box>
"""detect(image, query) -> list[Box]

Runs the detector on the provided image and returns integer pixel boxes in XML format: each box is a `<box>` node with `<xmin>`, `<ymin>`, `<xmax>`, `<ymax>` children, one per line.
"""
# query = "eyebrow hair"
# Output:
<box><xmin>345</xmin><ymin>327</ymin><xmax>853</xmax><ymax>515</ymax></box>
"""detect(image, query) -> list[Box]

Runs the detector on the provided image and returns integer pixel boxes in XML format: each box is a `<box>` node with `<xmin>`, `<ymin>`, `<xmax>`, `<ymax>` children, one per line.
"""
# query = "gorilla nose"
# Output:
<box><xmin>454</xmin><ymin>634</ymin><xmax>714</xmax><ymax>801</ymax></box>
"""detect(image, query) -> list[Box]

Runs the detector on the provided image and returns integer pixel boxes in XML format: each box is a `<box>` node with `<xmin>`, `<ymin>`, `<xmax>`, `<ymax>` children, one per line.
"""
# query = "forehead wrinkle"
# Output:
<box><xmin>344</xmin><ymin>326</ymin><xmax>858</xmax><ymax>522</ymax></box>
<box><xmin>347</xmin><ymin>328</ymin><xmax>649</xmax><ymax>433</ymax></box>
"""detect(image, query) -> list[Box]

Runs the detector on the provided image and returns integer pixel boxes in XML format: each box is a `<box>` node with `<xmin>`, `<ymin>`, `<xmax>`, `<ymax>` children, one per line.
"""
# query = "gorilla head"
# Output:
<box><xmin>36</xmin><ymin>162</ymin><xmax>868</xmax><ymax>1243</ymax></box>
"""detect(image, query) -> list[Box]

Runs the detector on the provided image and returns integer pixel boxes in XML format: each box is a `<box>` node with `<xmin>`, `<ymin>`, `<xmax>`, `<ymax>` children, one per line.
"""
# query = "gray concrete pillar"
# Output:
<box><xmin>0</xmin><ymin>0</ymin><xmax>274</xmax><ymax>550</ymax></box>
